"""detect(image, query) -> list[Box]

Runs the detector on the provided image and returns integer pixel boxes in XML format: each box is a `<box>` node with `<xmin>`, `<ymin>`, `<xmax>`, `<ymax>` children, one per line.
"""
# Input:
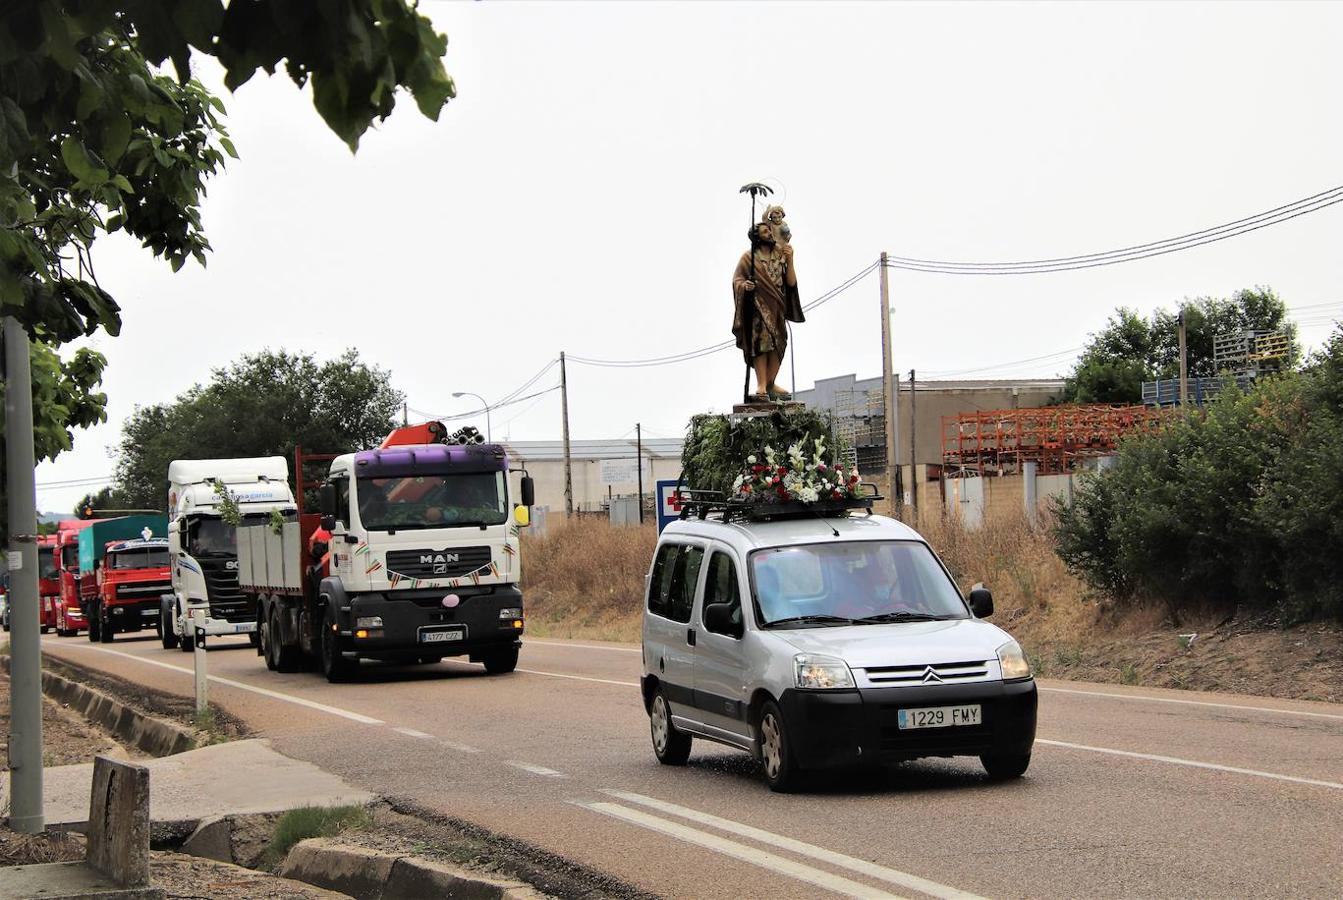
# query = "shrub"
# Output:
<box><xmin>679</xmin><ymin>407</ymin><xmax>842</xmax><ymax>495</ymax></box>
<box><xmin>265</xmin><ymin>805</ymin><xmax>371</xmax><ymax>867</ymax></box>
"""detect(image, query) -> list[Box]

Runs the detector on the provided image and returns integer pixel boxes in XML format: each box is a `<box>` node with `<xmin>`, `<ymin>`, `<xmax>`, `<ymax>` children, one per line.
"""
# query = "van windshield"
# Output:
<box><xmin>751</xmin><ymin>541</ymin><xmax>968</xmax><ymax>627</ymax></box>
<box><xmin>357</xmin><ymin>472</ymin><xmax>507</xmax><ymax>530</ymax></box>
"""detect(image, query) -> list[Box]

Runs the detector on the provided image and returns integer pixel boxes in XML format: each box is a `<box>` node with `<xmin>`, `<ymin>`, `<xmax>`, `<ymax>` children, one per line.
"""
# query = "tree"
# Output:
<box><xmin>1</xmin><ymin>2</ymin><xmax>453</xmax><ymax>518</ymax></box>
<box><xmin>111</xmin><ymin>348</ymin><xmax>403</xmax><ymax>509</ymax></box>
<box><xmin>1062</xmin><ymin>288</ymin><xmax>1298</xmax><ymax>403</ymax></box>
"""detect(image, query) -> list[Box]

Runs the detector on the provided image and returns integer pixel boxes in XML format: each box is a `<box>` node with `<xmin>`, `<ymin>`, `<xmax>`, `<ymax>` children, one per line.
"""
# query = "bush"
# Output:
<box><xmin>680</xmin><ymin>407</ymin><xmax>842</xmax><ymax>495</ymax></box>
<box><xmin>1053</xmin><ymin>326</ymin><xmax>1343</xmax><ymax>622</ymax></box>
<box><xmin>265</xmin><ymin>805</ymin><xmax>371</xmax><ymax>867</ymax></box>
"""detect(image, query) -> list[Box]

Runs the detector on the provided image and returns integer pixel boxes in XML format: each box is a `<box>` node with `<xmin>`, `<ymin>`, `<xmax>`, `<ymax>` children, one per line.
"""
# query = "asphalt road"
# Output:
<box><xmin>37</xmin><ymin>631</ymin><xmax>1343</xmax><ymax>899</ymax></box>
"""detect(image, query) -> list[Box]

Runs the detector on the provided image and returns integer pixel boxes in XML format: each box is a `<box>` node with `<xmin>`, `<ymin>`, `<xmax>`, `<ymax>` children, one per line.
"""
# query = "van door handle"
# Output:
<box><xmin>686</xmin><ymin>629</ymin><xmax>696</xmax><ymax>646</ymax></box>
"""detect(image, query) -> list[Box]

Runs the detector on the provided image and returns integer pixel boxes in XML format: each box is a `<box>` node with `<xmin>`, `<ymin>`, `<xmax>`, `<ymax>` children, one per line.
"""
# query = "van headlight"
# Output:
<box><xmin>794</xmin><ymin>654</ymin><xmax>855</xmax><ymax>690</ymax></box>
<box><xmin>498</xmin><ymin>607</ymin><xmax>522</xmax><ymax>620</ymax></box>
<box><xmin>997</xmin><ymin>640</ymin><xmax>1031</xmax><ymax>680</ymax></box>
<box><xmin>356</xmin><ymin>616</ymin><xmax>383</xmax><ymax>629</ymax></box>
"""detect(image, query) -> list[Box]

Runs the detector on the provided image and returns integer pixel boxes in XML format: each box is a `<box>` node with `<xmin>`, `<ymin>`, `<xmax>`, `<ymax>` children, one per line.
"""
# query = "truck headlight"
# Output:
<box><xmin>794</xmin><ymin>654</ymin><xmax>855</xmax><ymax>690</ymax></box>
<box><xmin>356</xmin><ymin>616</ymin><xmax>383</xmax><ymax>629</ymax></box>
<box><xmin>498</xmin><ymin>607</ymin><xmax>522</xmax><ymax>620</ymax></box>
<box><xmin>997</xmin><ymin>640</ymin><xmax>1031</xmax><ymax>680</ymax></box>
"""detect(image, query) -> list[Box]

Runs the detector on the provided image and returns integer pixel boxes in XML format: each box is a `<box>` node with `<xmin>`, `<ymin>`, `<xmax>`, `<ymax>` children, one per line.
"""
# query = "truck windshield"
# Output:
<box><xmin>357</xmin><ymin>472</ymin><xmax>507</xmax><ymax>530</ymax></box>
<box><xmin>751</xmin><ymin>541</ymin><xmax>969</xmax><ymax>627</ymax></box>
<box><xmin>109</xmin><ymin>549</ymin><xmax>171</xmax><ymax>570</ymax></box>
<box><xmin>188</xmin><ymin>518</ymin><xmax>236</xmax><ymax>556</ymax></box>
<box><xmin>39</xmin><ymin>547</ymin><xmax>58</xmax><ymax>580</ymax></box>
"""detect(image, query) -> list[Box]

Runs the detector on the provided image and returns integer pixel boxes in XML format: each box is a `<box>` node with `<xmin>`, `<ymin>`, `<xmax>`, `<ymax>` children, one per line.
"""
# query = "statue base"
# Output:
<box><xmin>731</xmin><ymin>400</ymin><xmax>805</xmax><ymax>416</ymax></box>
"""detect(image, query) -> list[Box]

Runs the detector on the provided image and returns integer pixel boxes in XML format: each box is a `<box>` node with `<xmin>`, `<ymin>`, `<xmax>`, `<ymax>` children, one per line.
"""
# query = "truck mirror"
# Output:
<box><xmin>513</xmin><ymin>506</ymin><xmax>531</xmax><ymax>528</ymax></box>
<box><xmin>319</xmin><ymin>483</ymin><xmax>337</xmax><ymax>517</ymax></box>
<box><xmin>320</xmin><ymin>515</ymin><xmax>335</xmax><ymax>532</ymax></box>
<box><xmin>520</xmin><ymin>476</ymin><xmax>535</xmax><ymax>508</ymax></box>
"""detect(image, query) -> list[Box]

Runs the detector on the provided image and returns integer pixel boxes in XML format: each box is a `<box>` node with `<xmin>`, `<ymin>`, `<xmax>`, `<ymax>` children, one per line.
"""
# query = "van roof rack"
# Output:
<box><xmin>675</xmin><ymin>485</ymin><xmax>882</xmax><ymax>524</ymax></box>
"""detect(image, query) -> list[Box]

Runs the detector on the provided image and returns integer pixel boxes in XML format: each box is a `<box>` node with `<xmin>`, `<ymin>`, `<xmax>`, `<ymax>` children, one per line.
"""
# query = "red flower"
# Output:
<box><xmin>777</xmin><ymin>466</ymin><xmax>787</xmax><ymax>476</ymax></box>
<box><xmin>753</xmin><ymin>464</ymin><xmax>765</xmax><ymax>473</ymax></box>
<box><xmin>832</xmin><ymin>490</ymin><xmax>842</xmax><ymax>499</ymax></box>
<box><xmin>743</xmin><ymin>485</ymin><xmax>752</xmax><ymax>493</ymax></box>
<box><xmin>849</xmin><ymin>475</ymin><xmax>859</xmax><ymax>484</ymax></box>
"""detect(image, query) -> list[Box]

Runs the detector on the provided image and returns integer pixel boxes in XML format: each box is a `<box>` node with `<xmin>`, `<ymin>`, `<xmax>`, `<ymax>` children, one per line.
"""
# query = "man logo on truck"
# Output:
<box><xmin>420</xmin><ymin>553</ymin><xmax>460</xmax><ymax>566</ymax></box>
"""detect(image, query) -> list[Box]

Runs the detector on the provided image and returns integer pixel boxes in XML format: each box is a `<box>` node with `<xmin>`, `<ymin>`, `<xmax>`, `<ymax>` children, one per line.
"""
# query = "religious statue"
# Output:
<box><xmin>732</xmin><ymin>209</ymin><xmax>804</xmax><ymax>402</ymax></box>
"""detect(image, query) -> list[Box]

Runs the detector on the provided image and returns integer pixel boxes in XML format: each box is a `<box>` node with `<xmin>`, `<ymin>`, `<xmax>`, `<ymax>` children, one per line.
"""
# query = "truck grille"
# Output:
<box><xmin>115</xmin><ymin>581</ymin><xmax>171</xmax><ymax>600</ymax></box>
<box><xmin>860</xmin><ymin>660</ymin><xmax>991</xmax><ymax>685</ymax></box>
<box><xmin>385</xmin><ymin>546</ymin><xmax>492</xmax><ymax>579</ymax></box>
<box><xmin>199</xmin><ymin>558</ymin><xmax>254</xmax><ymax>622</ymax></box>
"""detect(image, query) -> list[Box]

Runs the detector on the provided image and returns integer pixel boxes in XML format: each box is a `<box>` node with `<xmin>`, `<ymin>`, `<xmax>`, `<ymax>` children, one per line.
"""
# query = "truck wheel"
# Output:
<box><xmin>320</xmin><ymin>607</ymin><xmax>357</xmax><ymax>683</ymax></box>
<box><xmin>266</xmin><ymin>607</ymin><xmax>300</xmax><ymax>673</ymax></box>
<box><xmin>481</xmin><ymin>646</ymin><xmax>519</xmax><ymax>675</ymax></box>
<box><xmin>99</xmin><ymin>607</ymin><xmax>114</xmax><ymax>643</ymax></box>
<box><xmin>40</xmin><ymin>624</ymin><xmax>49</xmax><ymax>635</ymax></box>
<box><xmin>159</xmin><ymin>601</ymin><xmax>179</xmax><ymax>650</ymax></box>
<box><xmin>87</xmin><ymin>605</ymin><xmax>101</xmax><ymax>642</ymax></box>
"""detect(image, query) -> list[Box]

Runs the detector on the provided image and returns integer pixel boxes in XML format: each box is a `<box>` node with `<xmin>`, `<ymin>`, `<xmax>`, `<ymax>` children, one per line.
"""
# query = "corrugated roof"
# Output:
<box><xmin>501</xmin><ymin>438</ymin><xmax>683</xmax><ymax>462</ymax></box>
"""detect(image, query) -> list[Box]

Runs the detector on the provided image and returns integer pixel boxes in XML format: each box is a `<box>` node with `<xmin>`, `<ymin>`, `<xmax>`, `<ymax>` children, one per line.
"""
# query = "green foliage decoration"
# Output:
<box><xmin>680</xmin><ymin>407</ymin><xmax>846</xmax><ymax>496</ymax></box>
<box><xmin>212</xmin><ymin>480</ymin><xmax>242</xmax><ymax>527</ymax></box>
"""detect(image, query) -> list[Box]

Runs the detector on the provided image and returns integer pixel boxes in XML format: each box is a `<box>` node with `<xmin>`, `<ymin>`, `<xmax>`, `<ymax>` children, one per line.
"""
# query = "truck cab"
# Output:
<box><xmin>164</xmin><ymin>457</ymin><xmax>296</xmax><ymax>651</ymax></box>
<box><xmin>86</xmin><ymin>537</ymin><xmax>171</xmax><ymax>642</ymax></box>
<box><xmin>38</xmin><ymin>534</ymin><xmax>61</xmax><ymax>634</ymax></box>
<box><xmin>54</xmin><ymin>521</ymin><xmax>94</xmax><ymax>636</ymax></box>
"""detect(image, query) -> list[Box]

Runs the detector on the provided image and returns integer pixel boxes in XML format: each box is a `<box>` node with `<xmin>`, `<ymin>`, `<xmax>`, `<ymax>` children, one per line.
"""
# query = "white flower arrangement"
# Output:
<box><xmin>732</xmin><ymin>436</ymin><xmax>862</xmax><ymax>505</ymax></box>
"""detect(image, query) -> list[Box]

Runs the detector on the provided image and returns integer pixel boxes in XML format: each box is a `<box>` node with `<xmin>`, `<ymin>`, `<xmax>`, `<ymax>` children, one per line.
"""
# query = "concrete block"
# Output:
<box><xmin>279</xmin><ymin>839</ymin><xmax>395</xmax><ymax>899</ymax></box>
<box><xmin>87</xmin><ymin>756</ymin><xmax>152</xmax><ymax>888</ymax></box>
<box><xmin>0</xmin><ymin>861</ymin><xmax>164</xmax><ymax>899</ymax></box>
<box><xmin>180</xmin><ymin>815</ymin><xmax>233</xmax><ymax>863</ymax></box>
<box><xmin>384</xmin><ymin>857</ymin><xmax>530</xmax><ymax>900</ymax></box>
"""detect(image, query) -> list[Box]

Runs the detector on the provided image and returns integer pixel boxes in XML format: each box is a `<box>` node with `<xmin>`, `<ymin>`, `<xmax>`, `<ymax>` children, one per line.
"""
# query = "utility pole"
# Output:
<box><xmin>909</xmin><ymin>368</ymin><xmax>918</xmax><ymax>520</ymax></box>
<box><xmin>879</xmin><ymin>253</ymin><xmax>901</xmax><ymax>517</ymax></box>
<box><xmin>636</xmin><ymin>422</ymin><xmax>644</xmax><ymax>524</ymax></box>
<box><xmin>402</xmin><ymin>401</ymin><xmax>408</xmax><ymax>427</ymax></box>
<box><xmin>1177</xmin><ymin>310</ymin><xmax>1189</xmax><ymax>409</ymax></box>
<box><xmin>5</xmin><ymin>316</ymin><xmax>44</xmax><ymax>834</ymax></box>
<box><xmin>560</xmin><ymin>351</ymin><xmax>573</xmax><ymax>518</ymax></box>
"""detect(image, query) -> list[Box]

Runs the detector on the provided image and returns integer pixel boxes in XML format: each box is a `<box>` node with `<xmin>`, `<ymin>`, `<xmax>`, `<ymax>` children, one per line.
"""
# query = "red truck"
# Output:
<box><xmin>54</xmin><ymin>521</ymin><xmax>95</xmax><ymax>636</ymax></box>
<box><xmin>76</xmin><ymin>516</ymin><xmax>170</xmax><ymax>643</ymax></box>
<box><xmin>38</xmin><ymin>534</ymin><xmax>60</xmax><ymax>634</ymax></box>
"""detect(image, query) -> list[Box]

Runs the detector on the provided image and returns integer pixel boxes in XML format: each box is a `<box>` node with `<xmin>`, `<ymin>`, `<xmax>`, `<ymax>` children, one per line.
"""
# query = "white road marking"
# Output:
<box><xmin>579</xmin><ymin>801</ymin><xmax>907</xmax><ymax>900</ymax></box>
<box><xmin>526</xmin><ymin>639</ymin><xmax>641</xmax><ymax>654</ymax></box>
<box><xmin>604</xmin><ymin>790</ymin><xmax>985</xmax><ymax>900</ymax></box>
<box><xmin>506</xmin><ymin>761</ymin><xmax>565</xmax><ymax>778</ymax></box>
<box><xmin>440</xmin><ymin>740</ymin><xmax>482</xmax><ymax>754</ymax></box>
<box><xmin>517</xmin><ymin>668</ymin><xmax>638</xmax><ymax>688</ymax></box>
<box><xmin>393</xmin><ymin>727</ymin><xmax>433</xmax><ymax>739</ymax></box>
<box><xmin>45</xmin><ymin>643</ymin><xmax>384</xmax><ymax>725</ymax></box>
<box><xmin>1038</xmin><ymin>739</ymin><xmax>1343</xmax><ymax>790</ymax></box>
<box><xmin>1041</xmin><ymin>686</ymin><xmax>1343</xmax><ymax>721</ymax></box>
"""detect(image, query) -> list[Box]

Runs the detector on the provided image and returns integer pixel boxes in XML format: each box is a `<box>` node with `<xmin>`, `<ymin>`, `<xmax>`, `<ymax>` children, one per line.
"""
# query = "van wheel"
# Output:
<box><xmin>320</xmin><ymin>607</ymin><xmax>357</xmax><ymax>683</ymax></box>
<box><xmin>649</xmin><ymin>688</ymin><xmax>692</xmax><ymax>765</ymax></box>
<box><xmin>758</xmin><ymin>700</ymin><xmax>803</xmax><ymax>792</ymax></box>
<box><xmin>267</xmin><ymin>607</ymin><xmax>300</xmax><ymax>673</ymax></box>
<box><xmin>980</xmin><ymin>751</ymin><xmax>1031</xmax><ymax>780</ymax></box>
<box><xmin>481</xmin><ymin>646</ymin><xmax>519</xmax><ymax>675</ymax></box>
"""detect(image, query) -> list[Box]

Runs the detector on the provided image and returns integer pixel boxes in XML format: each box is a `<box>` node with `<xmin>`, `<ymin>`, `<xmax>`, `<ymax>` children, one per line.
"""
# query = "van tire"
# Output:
<box><xmin>980</xmin><ymin>751</ymin><xmax>1031</xmax><ymax>780</ymax></box>
<box><xmin>649</xmin><ymin>688</ymin><xmax>692</xmax><ymax>765</ymax></box>
<box><xmin>758</xmin><ymin>700</ymin><xmax>803</xmax><ymax>792</ymax></box>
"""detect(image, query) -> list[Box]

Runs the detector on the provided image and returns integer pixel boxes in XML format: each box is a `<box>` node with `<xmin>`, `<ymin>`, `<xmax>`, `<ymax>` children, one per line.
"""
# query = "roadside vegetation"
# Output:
<box><xmin>264</xmin><ymin>805</ymin><xmax>372</xmax><ymax>869</ymax></box>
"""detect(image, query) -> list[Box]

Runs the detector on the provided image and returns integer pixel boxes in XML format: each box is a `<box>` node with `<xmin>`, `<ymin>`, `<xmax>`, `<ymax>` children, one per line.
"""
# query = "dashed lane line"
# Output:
<box><xmin>506</xmin><ymin>761</ymin><xmax>565</xmax><ymax>778</ymax></box>
<box><xmin>45</xmin><ymin>643</ymin><xmax>384</xmax><ymax>725</ymax></box>
<box><xmin>1041</xmin><ymin>686</ymin><xmax>1343</xmax><ymax>721</ymax></box>
<box><xmin>603</xmin><ymin>790</ymin><xmax>986</xmax><ymax>900</ymax></box>
<box><xmin>1038</xmin><ymin>738</ymin><xmax>1343</xmax><ymax>790</ymax></box>
<box><xmin>578</xmin><ymin>801</ymin><xmax>906</xmax><ymax>900</ymax></box>
<box><xmin>393</xmin><ymin>727</ymin><xmax>433</xmax><ymax>739</ymax></box>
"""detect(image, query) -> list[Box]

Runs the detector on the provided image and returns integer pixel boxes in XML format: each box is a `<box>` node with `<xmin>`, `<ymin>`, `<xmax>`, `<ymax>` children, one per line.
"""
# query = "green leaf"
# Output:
<box><xmin>112</xmin><ymin>174</ymin><xmax>134</xmax><ymax>193</ymax></box>
<box><xmin>101</xmin><ymin>114</ymin><xmax>132</xmax><ymax>162</ymax></box>
<box><xmin>60</xmin><ymin>136</ymin><xmax>107</xmax><ymax>185</ymax></box>
<box><xmin>218</xmin><ymin>136</ymin><xmax>238</xmax><ymax>159</ymax></box>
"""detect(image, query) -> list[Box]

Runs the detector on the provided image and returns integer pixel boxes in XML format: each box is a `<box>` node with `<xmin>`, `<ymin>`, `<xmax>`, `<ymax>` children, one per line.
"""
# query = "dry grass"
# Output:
<box><xmin>517</xmin><ymin>510</ymin><xmax>1343</xmax><ymax>701</ymax></box>
<box><xmin>520</xmin><ymin>517</ymin><xmax>653</xmax><ymax>643</ymax></box>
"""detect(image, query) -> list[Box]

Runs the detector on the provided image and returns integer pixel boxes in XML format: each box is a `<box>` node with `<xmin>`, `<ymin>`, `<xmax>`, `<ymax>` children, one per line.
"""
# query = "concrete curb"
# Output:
<box><xmin>280</xmin><ymin>839</ymin><xmax>545</xmax><ymax>900</ymax></box>
<box><xmin>0</xmin><ymin>655</ymin><xmax>196</xmax><ymax>758</ymax></box>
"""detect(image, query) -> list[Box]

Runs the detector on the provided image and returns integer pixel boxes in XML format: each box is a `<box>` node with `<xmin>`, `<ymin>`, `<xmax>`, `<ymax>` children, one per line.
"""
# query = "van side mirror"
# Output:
<box><xmin>319</xmin><ymin>483</ymin><xmax>337</xmax><ymax>517</ymax></box>
<box><xmin>704</xmin><ymin>603</ymin><xmax>743</xmax><ymax>639</ymax></box>
<box><xmin>968</xmin><ymin>583</ymin><xmax>994</xmax><ymax>618</ymax></box>
<box><xmin>520</xmin><ymin>476</ymin><xmax>535</xmax><ymax>508</ymax></box>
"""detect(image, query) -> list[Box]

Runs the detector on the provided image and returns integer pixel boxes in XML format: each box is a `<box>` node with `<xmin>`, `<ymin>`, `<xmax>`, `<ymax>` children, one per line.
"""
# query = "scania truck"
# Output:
<box><xmin>245</xmin><ymin>424</ymin><xmax>535</xmax><ymax>682</ymax></box>
<box><xmin>162</xmin><ymin>458</ymin><xmax>296</xmax><ymax>651</ymax></box>
<box><xmin>75</xmin><ymin>515</ymin><xmax>170</xmax><ymax>642</ymax></box>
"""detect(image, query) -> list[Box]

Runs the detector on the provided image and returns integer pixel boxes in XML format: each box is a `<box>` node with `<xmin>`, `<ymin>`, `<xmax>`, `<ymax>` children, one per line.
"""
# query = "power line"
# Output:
<box><xmin>883</xmin><ymin>184</ymin><xmax>1343</xmax><ymax>275</ymax></box>
<box><xmin>410</xmin><ymin>385</ymin><xmax>561</xmax><ymax>423</ymax></box>
<box><xmin>568</xmin><ymin>260</ymin><xmax>881</xmax><ymax>368</ymax></box>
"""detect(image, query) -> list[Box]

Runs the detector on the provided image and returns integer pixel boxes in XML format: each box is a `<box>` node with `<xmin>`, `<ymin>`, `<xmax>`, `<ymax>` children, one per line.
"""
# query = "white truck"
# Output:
<box><xmin>161</xmin><ymin>457</ymin><xmax>296</xmax><ymax>651</ymax></box>
<box><xmin>245</xmin><ymin>423</ymin><xmax>535</xmax><ymax>682</ymax></box>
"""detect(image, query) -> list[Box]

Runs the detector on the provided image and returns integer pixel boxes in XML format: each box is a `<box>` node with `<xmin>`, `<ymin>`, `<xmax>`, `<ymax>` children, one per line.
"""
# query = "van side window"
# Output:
<box><xmin>648</xmin><ymin>544</ymin><xmax>703</xmax><ymax>624</ymax></box>
<box><xmin>703</xmin><ymin>551</ymin><xmax>743</xmax><ymax>637</ymax></box>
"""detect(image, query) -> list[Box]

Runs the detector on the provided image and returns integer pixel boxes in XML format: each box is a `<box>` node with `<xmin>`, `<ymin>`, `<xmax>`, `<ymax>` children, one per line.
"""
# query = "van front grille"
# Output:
<box><xmin>861</xmin><ymin>660</ymin><xmax>991</xmax><ymax>685</ymax></box>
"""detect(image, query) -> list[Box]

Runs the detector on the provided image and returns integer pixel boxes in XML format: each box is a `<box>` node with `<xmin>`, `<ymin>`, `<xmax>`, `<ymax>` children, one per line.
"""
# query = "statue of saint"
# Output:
<box><xmin>732</xmin><ymin>216</ymin><xmax>804</xmax><ymax>401</ymax></box>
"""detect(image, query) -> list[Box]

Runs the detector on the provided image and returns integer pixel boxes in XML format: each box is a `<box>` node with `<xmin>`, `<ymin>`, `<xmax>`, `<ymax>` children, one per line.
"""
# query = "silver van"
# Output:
<box><xmin>640</xmin><ymin>509</ymin><xmax>1037</xmax><ymax>791</ymax></box>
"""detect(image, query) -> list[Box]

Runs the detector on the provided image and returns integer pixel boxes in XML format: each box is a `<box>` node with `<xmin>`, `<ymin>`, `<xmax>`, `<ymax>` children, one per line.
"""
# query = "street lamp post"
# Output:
<box><xmin>452</xmin><ymin>391</ymin><xmax>492</xmax><ymax>443</ymax></box>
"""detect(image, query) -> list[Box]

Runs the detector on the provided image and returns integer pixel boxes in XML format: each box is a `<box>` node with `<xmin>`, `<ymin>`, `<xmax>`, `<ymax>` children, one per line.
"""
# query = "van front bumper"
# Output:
<box><xmin>778</xmin><ymin>679</ymin><xmax>1037</xmax><ymax>770</ymax></box>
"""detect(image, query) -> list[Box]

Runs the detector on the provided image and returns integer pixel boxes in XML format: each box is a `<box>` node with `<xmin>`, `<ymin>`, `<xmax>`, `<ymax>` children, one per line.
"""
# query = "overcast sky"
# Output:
<box><xmin>36</xmin><ymin>0</ymin><xmax>1343</xmax><ymax>513</ymax></box>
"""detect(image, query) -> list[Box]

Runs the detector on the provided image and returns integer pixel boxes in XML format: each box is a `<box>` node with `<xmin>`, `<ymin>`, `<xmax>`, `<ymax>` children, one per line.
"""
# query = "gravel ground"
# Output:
<box><xmin>0</xmin><ymin>672</ymin><xmax>136</xmax><ymax>767</ymax></box>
